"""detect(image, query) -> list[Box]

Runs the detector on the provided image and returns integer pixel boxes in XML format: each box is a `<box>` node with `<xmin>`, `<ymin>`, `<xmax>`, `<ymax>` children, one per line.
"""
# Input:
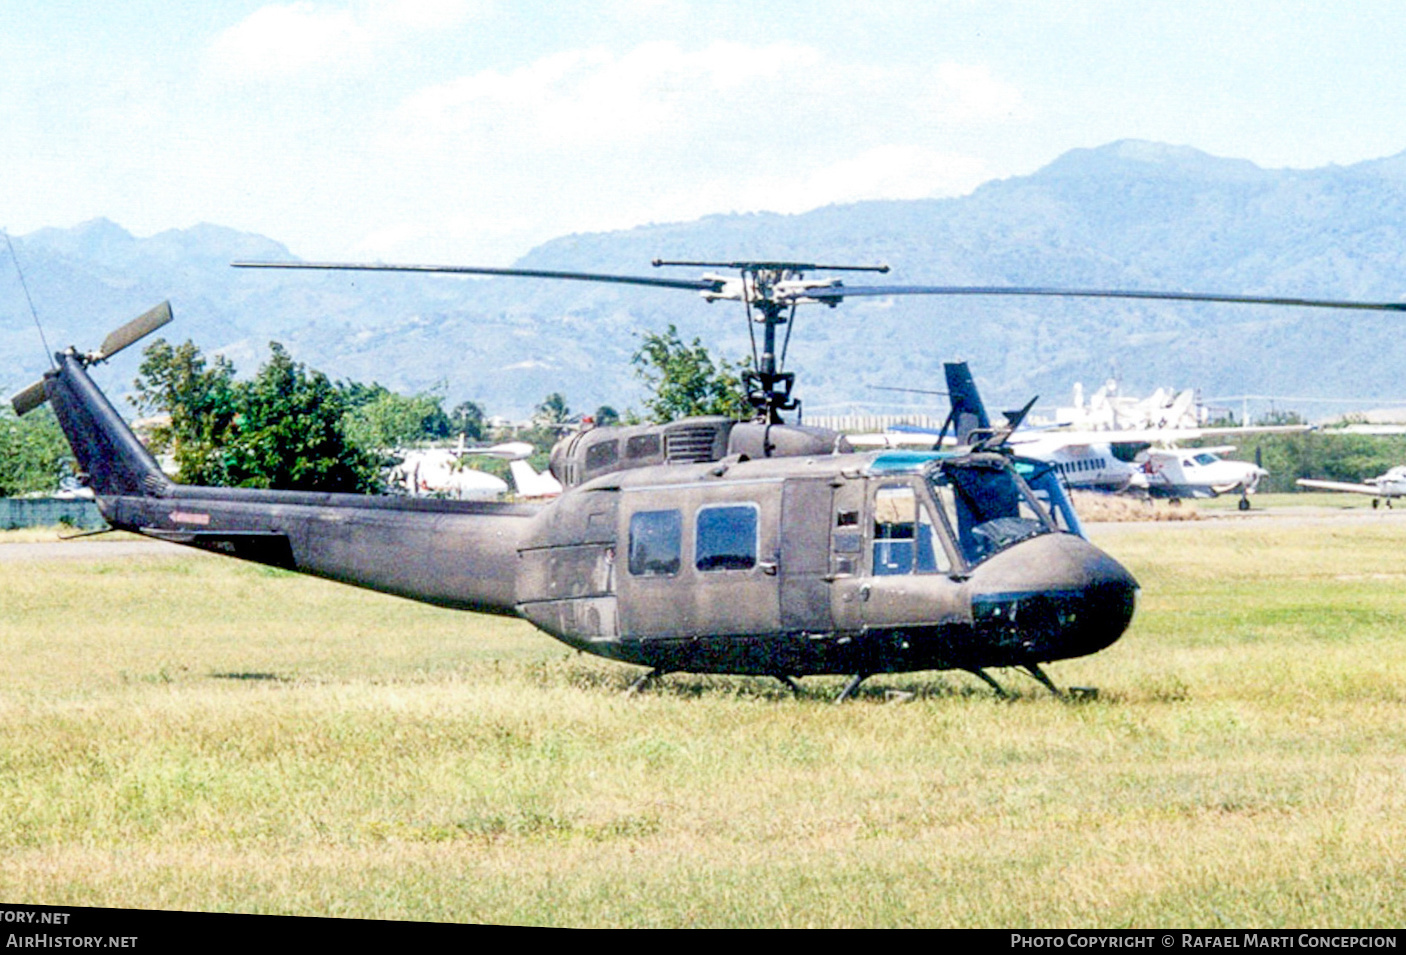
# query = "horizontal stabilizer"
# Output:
<box><xmin>11</xmin><ymin>378</ymin><xmax>48</xmax><ymax>416</ymax></box>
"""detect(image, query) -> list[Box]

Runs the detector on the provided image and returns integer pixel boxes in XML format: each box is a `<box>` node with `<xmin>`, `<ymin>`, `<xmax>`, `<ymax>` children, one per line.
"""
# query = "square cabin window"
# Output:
<box><xmin>628</xmin><ymin>509</ymin><xmax>681</xmax><ymax>577</ymax></box>
<box><xmin>695</xmin><ymin>503</ymin><xmax>758</xmax><ymax>572</ymax></box>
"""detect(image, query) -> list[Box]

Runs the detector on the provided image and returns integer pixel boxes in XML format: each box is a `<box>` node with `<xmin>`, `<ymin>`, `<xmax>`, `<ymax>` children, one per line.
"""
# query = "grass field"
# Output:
<box><xmin>0</xmin><ymin>515</ymin><xmax>1403</xmax><ymax>928</ymax></box>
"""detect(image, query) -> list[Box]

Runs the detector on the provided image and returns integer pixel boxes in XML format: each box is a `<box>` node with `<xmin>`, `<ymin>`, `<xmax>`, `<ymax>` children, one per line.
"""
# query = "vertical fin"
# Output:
<box><xmin>46</xmin><ymin>352</ymin><xmax>170</xmax><ymax>497</ymax></box>
<box><xmin>943</xmin><ymin>361</ymin><xmax>991</xmax><ymax>445</ymax></box>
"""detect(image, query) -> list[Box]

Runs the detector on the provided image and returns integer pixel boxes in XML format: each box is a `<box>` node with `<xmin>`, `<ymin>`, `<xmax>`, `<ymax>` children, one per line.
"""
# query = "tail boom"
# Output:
<box><xmin>39</xmin><ymin>348</ymin><xmax>536</xmax><ymax>616</ymax></box>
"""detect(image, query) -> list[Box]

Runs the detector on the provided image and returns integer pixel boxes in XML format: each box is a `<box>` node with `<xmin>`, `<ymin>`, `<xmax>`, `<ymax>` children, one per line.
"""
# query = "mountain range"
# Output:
<box><xmin>7</xmin><ymin>139</ymin><xmax>1406</xmax><ymax>421</ymax></box>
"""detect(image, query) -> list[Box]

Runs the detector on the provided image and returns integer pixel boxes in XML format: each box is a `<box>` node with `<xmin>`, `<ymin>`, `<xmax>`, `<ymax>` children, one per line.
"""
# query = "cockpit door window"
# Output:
<box><xmin>872</xmin><ymin>485</ymin><xmax>952</xmax><ymax>576</ymax></box>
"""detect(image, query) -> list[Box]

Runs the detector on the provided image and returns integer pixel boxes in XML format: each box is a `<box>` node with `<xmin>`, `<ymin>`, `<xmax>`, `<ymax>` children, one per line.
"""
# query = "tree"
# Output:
<box><xmin>222</xmin><ymin>343</ymin><xmax>380</xmax><ymax>491</ymax></box>
<box><xmin>631</xmin><ymin>325</ymin><xmax>750</xmax><ymax>423</ymax></box>
<box><xmin>534</xmin><ymin>392</ymin><xmax>571</xmax><ymax>427</ymax></box>
<box><xmin>0</xmin><ymin>405</ymin><xmax>72</xmax><ymax>496</ymax></box>
<box><xmin>343</xmin><ymin>390</ymin><xmax>452</xmax><ymax>451</ymax></box>
<box><xmin>132</xmin><ymin>338</ymin><xmax>239</xmax><ymax>484</ymax></box>
<box><xmin>135</xmin><ymin>339</ymin><xmax>381</xmax><ymax>492</ymax></box>
<box><xmin>449</xmin><ymin>400</ymin><xmax>485</xmax><ymax>441</ymax></box>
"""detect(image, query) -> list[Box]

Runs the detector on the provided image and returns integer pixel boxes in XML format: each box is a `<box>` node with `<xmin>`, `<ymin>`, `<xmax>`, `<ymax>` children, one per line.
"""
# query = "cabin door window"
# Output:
<box><xmin>627</xmin><ymin>509</ymin><xmax>682</xmax><ymax>577</ymax></box>
<box><xmin>695</xmin><ymin>503</ymin><xmax>759</xmax><ymax>572</ymax></box>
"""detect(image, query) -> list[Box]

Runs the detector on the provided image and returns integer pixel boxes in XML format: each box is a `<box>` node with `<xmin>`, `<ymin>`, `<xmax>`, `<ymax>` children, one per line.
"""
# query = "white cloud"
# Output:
<box><xmin>928</xmin><ymin>63</ymin><xmax>1024</xmax><ymax>123</ymax></box>
<box><xmin>207</xmin><ymin>0</ymin><xmax>473</xmax><ymax>79</ymax></box>
<box><xmin>747</xmin><ymin>145</ymin><xmax>993</xmax><ymax>211</ymax></box>
<box><xmin>389</xmin><ymin>41</ymin><xmax>1023</xmax><ymax>158</ymax></box>
<box><xmin>375</xmin><ymin>0</ymin><xmax>475</xmax><ymax>31</ymax></box>
<box><xmin>633</xmin><ymin>145</ymin><xmax>993</xmax><ymax>231</ymax></box>
<box><xmin>394</xmin><ymin>41</ymin><xmax>822</xmax><ymax>150</ymax></box>
<box><xmin>365</xmin><ymin>42</ymin><xmax>1021</xmax><ymax>257</ymax></box>
<box><xmin>208</xmin><ymin>3</ymin><xmax>366</xmax><ymax>76</ymax></box>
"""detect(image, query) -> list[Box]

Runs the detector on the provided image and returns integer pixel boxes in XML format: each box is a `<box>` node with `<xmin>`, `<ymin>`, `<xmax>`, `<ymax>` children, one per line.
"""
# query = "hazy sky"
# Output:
<box><xmin>5</xmin><ymin>1</ymin><xmax>1406</xmax><ymax>265</ymax></box>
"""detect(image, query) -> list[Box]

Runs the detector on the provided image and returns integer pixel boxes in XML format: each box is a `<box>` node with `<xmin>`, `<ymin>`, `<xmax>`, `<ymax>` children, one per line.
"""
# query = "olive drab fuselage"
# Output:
<box><xmin>516</xmin><ymin>443</ymin><xmax>1137</xmax><ymax>676</ymax></box>
<box><xmin>37</xmin><ymin>347</ymin><xmax>1138</xmax><ymax>682</ymax></box>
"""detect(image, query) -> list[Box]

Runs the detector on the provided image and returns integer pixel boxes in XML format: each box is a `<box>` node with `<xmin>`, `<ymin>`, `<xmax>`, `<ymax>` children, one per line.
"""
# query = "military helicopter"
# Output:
<box><xmin>14</xmin><ymin>259</ymin><xmax>1405</xmax><ymax>699</ymax></box>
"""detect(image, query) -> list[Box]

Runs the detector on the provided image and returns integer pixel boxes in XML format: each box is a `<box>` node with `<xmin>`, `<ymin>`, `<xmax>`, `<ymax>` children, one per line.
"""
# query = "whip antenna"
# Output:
<box><xmin>4</xmin><ymin>230</ymin><xmax>54</xmax><ymax>369</ymax></box>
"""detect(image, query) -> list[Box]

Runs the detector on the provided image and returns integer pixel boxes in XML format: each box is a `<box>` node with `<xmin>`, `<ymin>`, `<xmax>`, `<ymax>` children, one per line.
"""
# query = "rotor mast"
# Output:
<box><xmin>653</xmin><ymin>259</ymin><xmax>890</xmax><ymax>423</ymax></box>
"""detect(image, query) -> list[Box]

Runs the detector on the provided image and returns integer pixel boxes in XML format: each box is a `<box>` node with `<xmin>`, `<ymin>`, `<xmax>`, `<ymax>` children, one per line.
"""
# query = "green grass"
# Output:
<box><xmin>0</xmin><ymin>521</ymin><xmax>1403</xmax><ymax>927</ymax></box>
<box><xmin>1201</xmin><ymin>491</ymin><xmax>1380</xmax><ymax>510</ymax></box>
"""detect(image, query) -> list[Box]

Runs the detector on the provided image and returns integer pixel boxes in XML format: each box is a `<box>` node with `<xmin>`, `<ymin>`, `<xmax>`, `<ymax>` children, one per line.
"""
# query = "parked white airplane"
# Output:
<box><xmin>1131</xmin><ymin>445</ymin><xmax>1269</xmax><ymax>505</ymax></box>
<box><xmin>388</xmin><ymin>438</ymin><xmax>538</xmax><ymax>500</ymax></box>
<box><xmin>389</xmin><ymin>448</ymin><xmax>508</xmax><ymax>500</ymax></box>
<box><xmin>1297</xmin><ymin>466</ymin><xmax>1406</xmax><ymax>508</ymax></box>
<box><xmin>1011</xmin><ymin>435</ymin><xmax>1269</xmax><ymax>504</ymax></box>
<box><xmin>883</xmin><ymin>363</ymin><xmax>1289</xmax><ymax>508</ymax></box>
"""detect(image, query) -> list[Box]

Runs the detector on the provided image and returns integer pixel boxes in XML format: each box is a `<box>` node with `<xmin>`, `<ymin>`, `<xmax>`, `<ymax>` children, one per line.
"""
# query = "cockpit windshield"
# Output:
<box><xmin>928</xmin><ymin>455</ymin><xmax>1056</xmax><ymax>565</ymax></box>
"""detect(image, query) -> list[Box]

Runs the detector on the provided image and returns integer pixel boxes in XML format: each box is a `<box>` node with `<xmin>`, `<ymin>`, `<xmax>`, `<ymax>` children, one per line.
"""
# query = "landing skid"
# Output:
<box><xmin>1021</xmin><ymin>663</ymin><xmax>1064</xmax><ymax>698</ymax></box>
<box><xmin>626</xmin><ymin>669</ymin><xmax>802</xmax><ymax>697</ymax></box>
<box><xmin>624</xmin><ymin>666</ymin><xmax>1072</xmax><ymax>701</ymax></box>
<box><xmin>624</xmin><ymin>667</ymin><xmax>670</xmax><ymax>696</ymax></box>
<box><xmin>966</xmin><ymin>664</ymin><xmax>1065</xmax><ymax>698</ymax></box>
<box><xmin>966</xmin><ymin>668</ymin><xmax>1010</xmax><ymax>698</ymax></box>
<box><xmin>59</xmin><ymin>526</ymin><xmax>117</xmax><ymax>542</ymax></box>
<box><xmin>834</xmin><ymin>673</ymin><xmax>870</xmax><ymax>703</ymax></box>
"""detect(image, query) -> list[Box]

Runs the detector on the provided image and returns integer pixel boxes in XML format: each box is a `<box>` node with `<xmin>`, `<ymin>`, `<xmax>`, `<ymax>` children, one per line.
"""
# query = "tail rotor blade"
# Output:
<box><xmin>95</xmin><ymin>301</ymin><xmax>173</xmax><ymax>362</ymax></box>
<box><xmin>11</xmin><ymin>378</ymin><xmax>48</xmax><ymax>416</ymax></box>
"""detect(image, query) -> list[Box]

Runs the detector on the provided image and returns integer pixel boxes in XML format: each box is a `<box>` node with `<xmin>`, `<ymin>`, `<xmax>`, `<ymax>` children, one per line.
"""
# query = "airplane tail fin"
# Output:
<box><xmin>11</xmin><ymin>303</ymin><xmax>174</xmax><ymax>498</ymax></box>
<box><xmin>509</xmin><ymin>459</ymin><xmax>563</xmax><ymax>498</ymax></box>
<box><xmin>942</xmin><ymin>361</ymin><xmax>991</xmax><ymax>446</ymax></box>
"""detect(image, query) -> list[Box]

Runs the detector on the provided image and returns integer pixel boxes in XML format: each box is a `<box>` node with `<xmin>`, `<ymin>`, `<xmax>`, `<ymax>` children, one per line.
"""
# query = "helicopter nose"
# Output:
<box><xmin>969</xmin><ymin>533</ymin><xmax>1138</xmax><ymax>663</ymax></box>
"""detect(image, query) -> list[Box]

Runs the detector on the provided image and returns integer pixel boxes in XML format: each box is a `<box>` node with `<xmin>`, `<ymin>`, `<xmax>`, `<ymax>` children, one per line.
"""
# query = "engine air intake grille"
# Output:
<box><xmin>665</xmin><ymin>425</ymin><xmax>721</xmax><ymax>463</ymax></box>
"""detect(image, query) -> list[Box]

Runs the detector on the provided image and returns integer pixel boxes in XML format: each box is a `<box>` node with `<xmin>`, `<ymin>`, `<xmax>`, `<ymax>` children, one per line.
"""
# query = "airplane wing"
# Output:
<box><xmin>847</xmin><ymin>432</ymin><xmax>934</xmax><ymax>448</ymax></box>
<box><xmin>1013</xmin><ymin>424</ymin><xmax>1308</xmax><ymax>446</ymax></box>
<box><xmin>1188</xmin><ymin>424</ymin><xmax>1312</xmax><ymax>439</ymax></box>
<box><xmin>1296</xmin><ymin>478</ymin><xmax>1396</xmax><ymax>496</ymax></box>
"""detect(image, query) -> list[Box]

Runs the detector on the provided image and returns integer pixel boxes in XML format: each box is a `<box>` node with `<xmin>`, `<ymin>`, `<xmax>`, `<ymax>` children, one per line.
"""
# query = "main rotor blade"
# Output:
<box><xmin>652</xmin><ymin>258</ymin><xmax>890</xmax><ymax>273</ymax></box>
<box><xmin>233</xmin><ymin>261</ymin><xmax>726</xmax><ymax>294</ymax></box>
<box><xmin>96</xmin><ymin>301</ymin><xmax>174</xmax><ymax>361</ymax></box>
<box><xmin>794</xmin><ymin>284</ymin><xmax>1406</xmax><ymax>312</ymax></box>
